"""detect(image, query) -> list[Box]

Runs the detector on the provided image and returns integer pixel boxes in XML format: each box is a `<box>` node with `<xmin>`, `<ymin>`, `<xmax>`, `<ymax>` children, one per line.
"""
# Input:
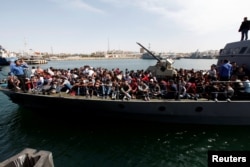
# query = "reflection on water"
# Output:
<box><xmin>1</xmin><ymin>104</ymin><xmax>250</xmax><ymax>167</ymax></box>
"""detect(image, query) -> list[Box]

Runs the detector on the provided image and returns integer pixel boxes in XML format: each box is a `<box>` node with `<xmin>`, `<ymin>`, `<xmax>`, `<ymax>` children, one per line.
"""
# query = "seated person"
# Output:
<box><xmin>94</xmin><ymin>77</ymin><xmax>102</xmax><ymax>97</ymax></box>
<box><xmin>111</xmin><ymin>79</ymin><xmax>121</xmax><ymax>100</ymax></box>
<box><xmin>60</xmin><ymin>77</ymin><xmax>72</xmax><ymax>93</ymax></box>
<box><xmin>101</xmin><ymin>78</ymin><xmax>112</xmax><ymax>99</ymax></box>
<box><xmin>138</xmin><ymin>80</ymin><xmax>150</xmax><ymax>101</ymax></box>
<box><xmin>7</xmin><ymin>74</ymin><xmax>20</xmax><ymax>90</ymax></box>
<box><xmin>224</xmin><ymin>83</ymin><xmax>234</xmax><ymax>101</ymax></box>
<box><xmin>165</xmin><ymin>80</ymin><xmax>177</xmax><ymax>99</ymax></box>
<box><xmin>185</xmin><ymin>81</ymin><xmax>197</xmax><ymax>99</ymax></box>
<box><xmin>242</xmin><ymin>76</ymin><xmax>250</xmax><ymax>93</ymax></box>
<box><xmin>148</xmin><ymin>79</ymin><xmax>161</xmax><ymax>98</ymax></box>
<box><xmin>86</xmin><ymin>76</ymin><xmax>95</xmax><ymax>97</ymax></box>
<box><xmin>159</xmin><ymin>79</ymin><xmax>168</xmax><ymax>97</ymax></box>
<box><xmin>120</xmin><ymin>80</ymin><xmax>132</xmax><ymax>100</ymax></box>
<box><xmin>230</xmin><ymin>74</ymin><xmax>244</xmax><ymax>96</ymax></box>
<box><xmin>130</xmin><ymin>79</ymin><xmax>138</xmax><ymax>99</ymax></box>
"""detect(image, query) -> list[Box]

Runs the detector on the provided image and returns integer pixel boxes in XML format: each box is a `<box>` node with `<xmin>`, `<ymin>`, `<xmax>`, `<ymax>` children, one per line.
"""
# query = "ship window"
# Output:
<box><xmin>233</xmin><ymin>47</ymin><xmax>240</xmax><ymax>54</ymax></box>
<box><xmin>239</xmin><ymin>47</ymin><xmax>248</xmax><ymax>54</ymax></box>
<box><xmin>220</xmin><ymin>49</ymin><xmax>226</xmax><ymax>55</ymax></box>
<box><xmin>247</xmin><ymin>48</ymin><xmax>250</xmax><ymax>54</ymax></box>
<box><xmin>226</xmin><ymin>49</ymin><xmax>232</xmax><ymax>54</ymax></box>
<box><xmin>236</xmin><ymin>47</ymin><xmax>241</xmax><ymax>54</ymax></box>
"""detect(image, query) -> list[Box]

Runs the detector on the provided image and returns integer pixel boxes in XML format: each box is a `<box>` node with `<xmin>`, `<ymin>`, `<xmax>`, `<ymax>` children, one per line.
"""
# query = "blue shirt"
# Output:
<box><xmin>11</xmin><ymin>64</ymin><xmax>28</xmax><ymax>76</ymax></box>
<box><xmin>219</xmin><ymin>63</ymin><xmax>232</xmax><ymax>78</ymax></box>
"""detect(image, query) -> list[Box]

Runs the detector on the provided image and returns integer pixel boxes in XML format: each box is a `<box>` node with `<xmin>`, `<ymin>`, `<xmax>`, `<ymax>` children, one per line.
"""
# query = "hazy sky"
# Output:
<box><xmin>1</xmin><ymin>0</ymin><xmax>249</xmax><ymax>54</ymax></box>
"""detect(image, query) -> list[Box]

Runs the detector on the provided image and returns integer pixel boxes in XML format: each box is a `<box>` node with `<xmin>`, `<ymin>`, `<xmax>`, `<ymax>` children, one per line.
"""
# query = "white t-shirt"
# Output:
<box><xmin>243</xmin><ymin>79</ymin><xmax>250</xmax><ymax>93</ymax></box>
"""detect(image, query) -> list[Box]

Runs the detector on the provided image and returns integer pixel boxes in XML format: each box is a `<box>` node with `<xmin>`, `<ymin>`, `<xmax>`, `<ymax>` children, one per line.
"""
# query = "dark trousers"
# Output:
<box><xmin>220</xmin><ymin>76</ymin><xmax>230</xmax><ymax>81</ymax></box>
<box><xmin>16</xmin><ymin>75</ymin><xmax>27</xmax><ymax>91</ymax></box>
<box><xmin>241</xmin><ymin>29</ymin><xmax>248</xmax><ymax>41</ymax></box>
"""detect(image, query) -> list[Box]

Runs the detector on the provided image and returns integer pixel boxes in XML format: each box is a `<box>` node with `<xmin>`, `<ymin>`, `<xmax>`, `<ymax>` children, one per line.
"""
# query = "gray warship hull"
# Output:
<box><xmin>1</xmin><ymin>88</ymin><xmax>249</xmax><ymax>125</ymax></box>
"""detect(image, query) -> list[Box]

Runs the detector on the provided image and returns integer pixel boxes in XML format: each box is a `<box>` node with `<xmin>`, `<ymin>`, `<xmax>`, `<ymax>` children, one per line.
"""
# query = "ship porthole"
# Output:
<box><xmin>158</xmin><ymin>106</ymin><xmax>166</xmax><ymax>112</ymax></box>
<box><xmin>195</xmin><ymin>106</ymin><xmax>203</xmax><ymax>112</ymax></box>
<box><xmin>118</xmin><ymin>104</ymin><xmax>125</xmax><ymax>109</ymax></box>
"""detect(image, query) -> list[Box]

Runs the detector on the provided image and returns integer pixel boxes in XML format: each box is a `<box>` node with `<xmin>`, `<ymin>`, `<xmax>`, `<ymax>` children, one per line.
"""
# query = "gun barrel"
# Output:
<box><xmin>136</xmin><ymin>42</ymin><xmax>161</xmax><ymax>62</ymax></box>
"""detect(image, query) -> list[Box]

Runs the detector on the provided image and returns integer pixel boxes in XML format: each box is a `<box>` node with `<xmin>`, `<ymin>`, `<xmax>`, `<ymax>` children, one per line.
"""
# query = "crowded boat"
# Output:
<box><xmin>4</xmin><ymin>57</ymin><xmax>250</xmax><ymax>102</ymax></box>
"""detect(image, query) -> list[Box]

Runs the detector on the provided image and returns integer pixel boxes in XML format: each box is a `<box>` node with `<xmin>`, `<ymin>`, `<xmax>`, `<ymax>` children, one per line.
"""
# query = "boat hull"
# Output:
<box><xmin>0</xmin><ymin>57</ymin><xmax>17</xmax><ymax>65</ymax></box>
<box><xmin>1</xmin><ymin>88</ymin><xmax>250</xmax><ymax>125</ymax></box>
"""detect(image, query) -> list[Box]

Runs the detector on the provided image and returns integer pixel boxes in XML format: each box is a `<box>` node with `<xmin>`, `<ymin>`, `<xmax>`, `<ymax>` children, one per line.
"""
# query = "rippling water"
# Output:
<box><xmin>1</xmin><ymin>59</ymin><xmax>250</xmax><ymax>167</ymax></box>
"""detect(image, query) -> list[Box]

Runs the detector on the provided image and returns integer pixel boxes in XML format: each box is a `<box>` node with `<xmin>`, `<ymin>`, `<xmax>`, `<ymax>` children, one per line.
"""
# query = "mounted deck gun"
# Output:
<box><xmin>136</xmin><ymin>42</ymin><xmax>177</xmax><ymax>79</ymax></box>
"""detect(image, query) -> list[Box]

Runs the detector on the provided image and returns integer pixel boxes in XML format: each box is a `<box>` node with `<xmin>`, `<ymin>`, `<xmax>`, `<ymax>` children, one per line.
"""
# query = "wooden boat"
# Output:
<box><xmin>1</xmin><ymin>40</ymin><xmax>250</xmax><ymax>125</ymax></box>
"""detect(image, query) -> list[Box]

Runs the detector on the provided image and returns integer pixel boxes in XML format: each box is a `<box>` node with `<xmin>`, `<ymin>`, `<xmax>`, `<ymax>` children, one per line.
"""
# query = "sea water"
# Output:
<box><xmin>1</xmin><ymin>59</ymin><xmax>250</xmax><ymax>167</ymax></box>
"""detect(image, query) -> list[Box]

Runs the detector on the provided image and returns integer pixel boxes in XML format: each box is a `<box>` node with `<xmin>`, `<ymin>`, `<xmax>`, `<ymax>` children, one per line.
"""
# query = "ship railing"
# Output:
<box><xmin>206</xmin><ymin>80</ymin><xmax>250</xmax><ymax>101</ymax></box>
<box><xmin>210</xmin><ymin>81</ymin><xmax>246</xmax><ymax>83</ymax></box>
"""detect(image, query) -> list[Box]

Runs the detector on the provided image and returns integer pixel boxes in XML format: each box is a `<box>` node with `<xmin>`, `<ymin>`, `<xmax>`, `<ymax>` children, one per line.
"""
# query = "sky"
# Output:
<box><xmin>1</xmin><ymin>0</ymin><xmax>249</xmax><ymax>54</ymax></box>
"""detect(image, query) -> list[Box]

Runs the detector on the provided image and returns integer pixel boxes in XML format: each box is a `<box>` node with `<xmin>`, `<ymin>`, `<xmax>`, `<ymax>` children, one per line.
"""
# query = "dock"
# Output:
<box><xmin>24</xmin><ymin>59</ymin><xmax>48</xmax><ymax>64</ymax></box>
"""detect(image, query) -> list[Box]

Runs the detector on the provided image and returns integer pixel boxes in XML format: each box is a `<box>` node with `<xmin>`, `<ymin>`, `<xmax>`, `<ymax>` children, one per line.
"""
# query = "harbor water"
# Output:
<box><xmin>1</xmin><ymin>58</ymin><xmax>250</xmax><ymax>167</ymax></box>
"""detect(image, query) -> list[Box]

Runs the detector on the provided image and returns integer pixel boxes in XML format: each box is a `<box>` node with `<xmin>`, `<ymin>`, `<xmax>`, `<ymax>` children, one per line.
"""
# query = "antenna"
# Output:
<box><xmin>51</xmin><ymin>46</ymin><xmax>54</xmax><ymax>55</ymax></box>
<box><xmin>107</xmin><ymin>37</ymin><xmax>110</xmax><ymax>53</ymax></box>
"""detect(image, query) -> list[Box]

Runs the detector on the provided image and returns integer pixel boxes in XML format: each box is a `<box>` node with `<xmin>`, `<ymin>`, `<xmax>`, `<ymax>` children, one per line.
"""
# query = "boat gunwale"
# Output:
<box><xmin>1</xmin><ymin>87</ymin><xmax>250</xmax><ymax>103</ymax></box>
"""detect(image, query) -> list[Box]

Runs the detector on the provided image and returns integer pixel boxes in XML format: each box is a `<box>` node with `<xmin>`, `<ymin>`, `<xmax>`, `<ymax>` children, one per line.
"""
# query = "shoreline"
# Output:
<box><xmin>48</xmin><ymin>56</ymin><xmax>140</xmax><ymax>61</ymax></box>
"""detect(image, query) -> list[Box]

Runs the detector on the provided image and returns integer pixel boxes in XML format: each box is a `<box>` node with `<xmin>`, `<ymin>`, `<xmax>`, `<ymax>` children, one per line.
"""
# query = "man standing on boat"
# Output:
<box><xmin>239</xmin><ymin>17</ymin><xmax>250</xmax><ymax>41</ymax></box>
<box><xmin>219</xmin><ymin>59</ymin><xmax>232</xmax><ymax>81</ymax></box>
<box><xmin>11</xmin><ymin>59</ymin><xmax>29</xmax><ymax>92</ymax></box>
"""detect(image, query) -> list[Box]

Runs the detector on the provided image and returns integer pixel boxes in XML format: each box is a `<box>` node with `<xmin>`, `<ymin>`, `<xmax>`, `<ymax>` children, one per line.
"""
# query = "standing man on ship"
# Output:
<box><xmin>219</xmin><ymin>59</ymin><xmax>232</xmax><ymax>81</ymax></box>
<box><xmin>11</xmin><ymin>59</ymin><xmax>29</xmax><ymax>92</ymax></box>
<box><xmin>238</xmin><ymin>17</ymin><xmax>250</xmax><ymax>41</ymax></box>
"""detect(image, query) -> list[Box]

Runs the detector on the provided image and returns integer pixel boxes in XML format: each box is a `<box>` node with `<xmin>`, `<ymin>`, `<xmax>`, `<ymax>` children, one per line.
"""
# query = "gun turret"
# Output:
<box><xmin>137</xmin><ymin>42</ymin><xmax>177</xmax><ymax>79</ymax></box>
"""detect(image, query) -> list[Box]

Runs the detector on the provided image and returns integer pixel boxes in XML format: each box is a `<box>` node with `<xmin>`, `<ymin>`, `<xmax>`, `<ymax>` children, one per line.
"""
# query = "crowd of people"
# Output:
<box><xmin>5</xmin><ymin>58</ymin><xmax>250</xmax><ymax>101</ymax></box>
